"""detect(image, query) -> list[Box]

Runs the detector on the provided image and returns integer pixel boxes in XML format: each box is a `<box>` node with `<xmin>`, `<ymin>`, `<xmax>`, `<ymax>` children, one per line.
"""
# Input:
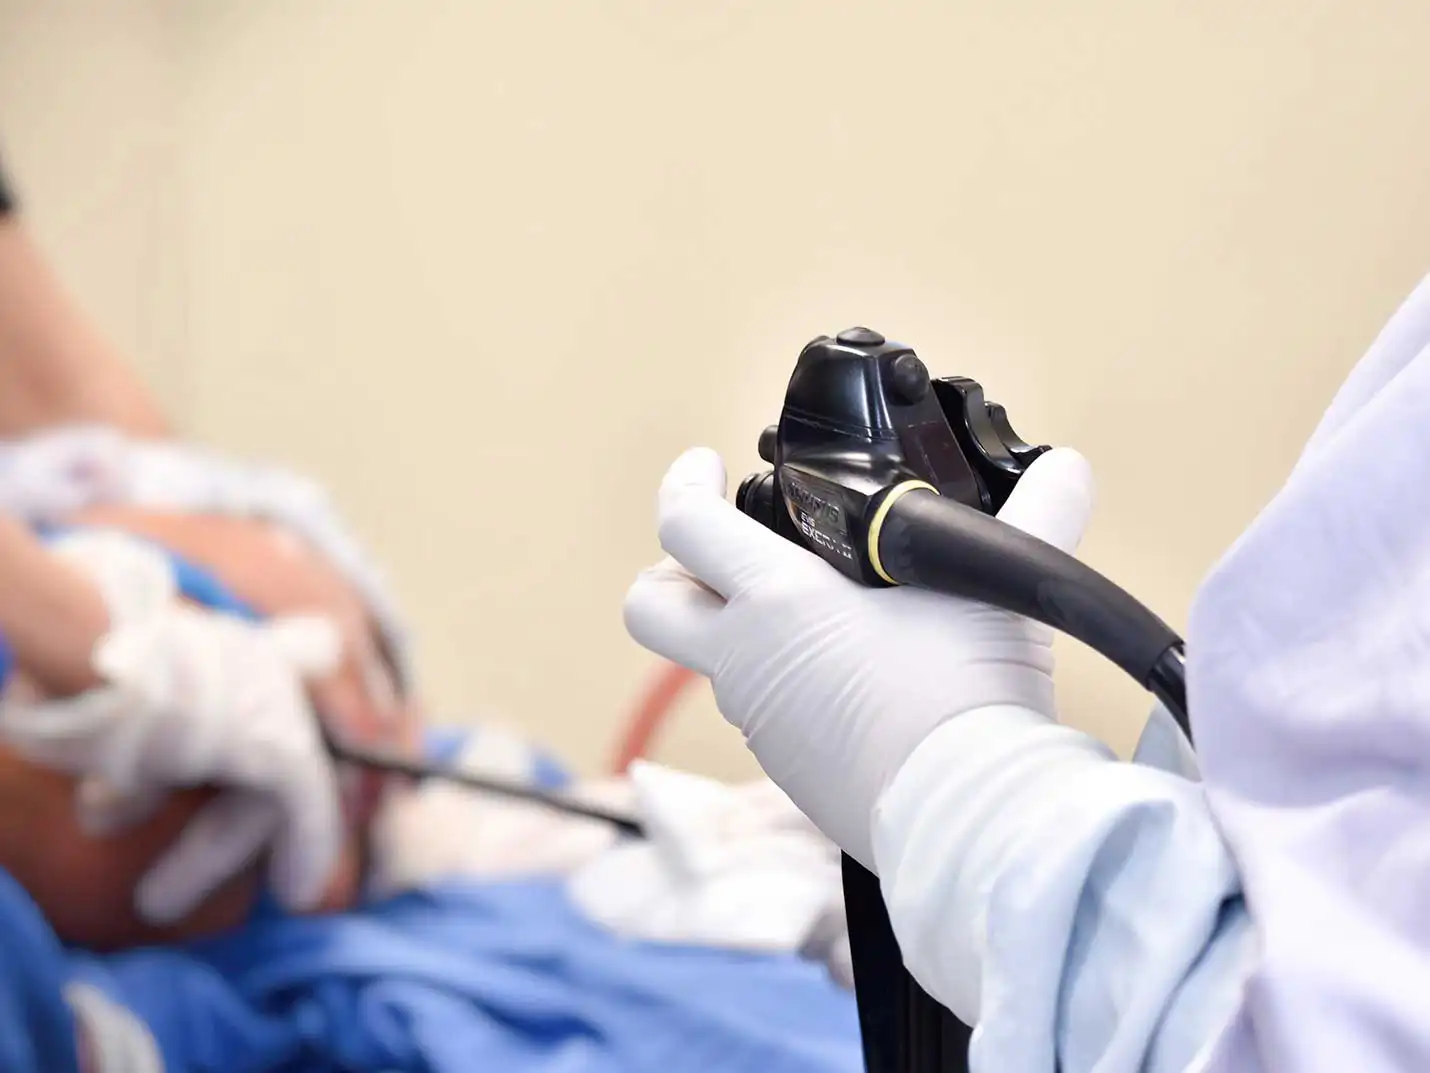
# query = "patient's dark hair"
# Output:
<box><xmin>371</xmin><ymin>618</ymin><xmax>408</xmax><ymax>699</ymax></box>
<box><xmin>0</xmin><ymin>150</ymin><xmax>14</xmax><ymax>216</ymax></box>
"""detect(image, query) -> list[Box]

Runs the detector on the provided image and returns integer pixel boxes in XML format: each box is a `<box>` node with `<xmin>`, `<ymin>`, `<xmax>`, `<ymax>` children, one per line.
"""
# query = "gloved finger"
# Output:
<box><xmin>91</xmin><ymin>618</ymin><xmax>166</xmax><ymax>690</ymax></box>
<box><xmin>657</xmin><ymin>447</ymin><xmax>807</xmax><ymax>598</ymax></box>
<box><xmin>0</xmin><ymin>691</ymin><xmax>134</xmax><ymax>780</ymax></box>
<box><xmin>993</xmin><ymin>447</ymin><xmax>1096</xmax><ymax>554</ymax></box>
<box><xmin>135</xmin><ymin>791</ymin><xmax>280</xmax><ymax>924</ymax></box>
<box><xmin>73</xmin><ymin>687</ymin><xmax>171</xmax><ymax>796</ymax></box>
<box><xmin>263</xmin><ymin>753</ymin><xmax>346</xmax><ymax>912</ymax></box>
<box><xmin>264</xmin><ymin>614</ymin><xmax>343</xmax><ymax>679</ymax></box>
<box><xmin>75</xmin><ymin>778</ymin><xmax>168</xmax><ymax>837</ymax></box>
<box><xmin>623</xmin><ymin>557</ymin><xmax>724</xmax><ymax>677</ymax></box>
<box><xmin>0</xmin><ymin>689</ymin><xmax>123</xmax><ymax>750</ymax></box>
<box><xmin>46</xmin><ymin>530</ymin><xmax>178</xmax><ymax>629</ymax></box>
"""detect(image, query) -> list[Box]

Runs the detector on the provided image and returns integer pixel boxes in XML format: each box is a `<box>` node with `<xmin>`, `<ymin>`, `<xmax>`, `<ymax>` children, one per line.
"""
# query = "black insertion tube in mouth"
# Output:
<box><xmin>323</xmin><ymin>731</ymin><xmax>647</xmax><ymax>837</ymax></box>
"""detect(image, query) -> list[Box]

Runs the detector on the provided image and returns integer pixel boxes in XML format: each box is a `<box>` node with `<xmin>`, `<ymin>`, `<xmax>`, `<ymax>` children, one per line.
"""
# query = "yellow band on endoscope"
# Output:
<box><xmin>867</xmin><ymin>480</ymin><xmax>939</xmax><ymax>584</ymax></box>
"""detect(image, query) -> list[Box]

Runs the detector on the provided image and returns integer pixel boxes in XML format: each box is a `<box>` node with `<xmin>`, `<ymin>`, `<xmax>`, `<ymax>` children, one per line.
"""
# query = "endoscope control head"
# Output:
<box><xmin>739</xmin><ymin>324</ymin><xmax>1189</xmax><ymax>1073</ymax></box>
<box><xmin>737</xmin><ymin>327</ymin><xmax>1053</xmax><ymax>1073</ymax></box>
<box><xmin>736</xmin><ymin>327</ymin><xmax>1050</xmax><ymax>573</ymax></box>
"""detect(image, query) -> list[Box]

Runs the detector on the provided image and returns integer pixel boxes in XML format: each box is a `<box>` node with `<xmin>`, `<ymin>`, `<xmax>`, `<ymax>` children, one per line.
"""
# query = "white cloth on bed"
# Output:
<box><xmin>569</xmin><ymin>762</ymin><xmax>850</xmax><ymax>984</ymax></box>
<box><xmin>369</xmin><ymin>733</ymin><xmax>851</xmax><ymax>986</ymax></box>
<box><xmin>368</xmin><ymin>726</ymin><xmax>626</xmax><ymax>895</ymax></box>
<box><xmin>65</xmin><ymin>983</ymin><xmax>161</xmax><ymax>1073</ymax></box>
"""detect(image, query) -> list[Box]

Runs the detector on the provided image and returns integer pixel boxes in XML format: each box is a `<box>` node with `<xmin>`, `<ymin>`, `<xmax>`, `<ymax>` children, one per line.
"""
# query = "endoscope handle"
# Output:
<box><xmin>876</xmin><ymin>488</ymin><xmax>1190</xmax><ymax>734</ymax></box>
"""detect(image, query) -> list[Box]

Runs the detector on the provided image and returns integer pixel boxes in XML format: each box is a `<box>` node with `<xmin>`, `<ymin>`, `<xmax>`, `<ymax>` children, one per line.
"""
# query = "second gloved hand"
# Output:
<box><xmin>0</xmin><ymin>531</ymin><xmax>346</xmax><ymax>924</ymax></box>
<box><xmin>623</xmin><ymin>446</ymin><xmax>1095</xmax><ymax>868</ymax></box>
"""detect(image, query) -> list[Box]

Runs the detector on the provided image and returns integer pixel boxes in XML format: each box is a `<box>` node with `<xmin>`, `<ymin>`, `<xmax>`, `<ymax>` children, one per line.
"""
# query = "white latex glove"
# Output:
<box><xmin>0</xmin><ymin>531</ymin><xmax>346</xmax><ymax>923</ymax></box>
<box><xmin>623</xmin><ymin>446</ymin><xmax>1095</xmax><ymax>868</ymax></box>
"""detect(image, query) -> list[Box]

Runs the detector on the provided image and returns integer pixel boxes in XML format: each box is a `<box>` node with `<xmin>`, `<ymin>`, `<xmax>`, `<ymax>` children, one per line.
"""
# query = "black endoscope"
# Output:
<box><xmin>737</xmin><ymin>327</ymin><xmax>1190</xmax><ymax>1073</ymax></box>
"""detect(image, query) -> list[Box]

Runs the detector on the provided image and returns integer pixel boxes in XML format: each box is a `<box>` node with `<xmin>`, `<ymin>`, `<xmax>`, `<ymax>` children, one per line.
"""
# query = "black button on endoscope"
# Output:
<box><xmin>836</xmin><ymin>327</ymin><xmax>886</xmax><ymax>347</ymax></box>
<box><xmin>758</xmin><ymin>424</ymin><xmax>779</xmax><ymax>464</ymax></box>
<box><xmin>889</xmin><ymin>352</ymin><xmax>930</xmax><ymax>403</ymax></box>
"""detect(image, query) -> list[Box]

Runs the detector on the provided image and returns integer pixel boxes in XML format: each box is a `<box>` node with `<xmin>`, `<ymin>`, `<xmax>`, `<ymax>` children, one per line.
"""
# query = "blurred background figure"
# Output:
<box><xmin>3</xmin><ymin>0</ymin><xmax>1428</xmax><ymax>779</ymax></box>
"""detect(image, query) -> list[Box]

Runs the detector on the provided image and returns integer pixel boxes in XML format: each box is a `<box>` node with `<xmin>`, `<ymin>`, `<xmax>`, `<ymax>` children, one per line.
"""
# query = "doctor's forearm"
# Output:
<box><xmin>0</xmin><ymin>214</ymin><xmax>169</xmax><ymax>438</ymax></box>
<box><xmin>873</xmin><ymin>707</ymin><xmax>1252</xmax><ymax>1073</ymax></box>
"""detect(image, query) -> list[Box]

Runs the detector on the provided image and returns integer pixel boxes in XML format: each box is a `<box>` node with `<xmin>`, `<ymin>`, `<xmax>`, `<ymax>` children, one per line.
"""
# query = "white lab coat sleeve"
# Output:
<box><xmin>872</xmin><ymin>704</ymin><xmax>1255</xmax><ymax>1073</ymax></box>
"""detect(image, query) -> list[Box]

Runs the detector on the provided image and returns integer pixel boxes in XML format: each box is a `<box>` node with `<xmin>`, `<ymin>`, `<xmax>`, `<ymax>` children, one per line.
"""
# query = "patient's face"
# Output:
<box><xmin>0</xmin><ymin>508</ymin><xmax>421</xmax><ymax>951</ymax></box>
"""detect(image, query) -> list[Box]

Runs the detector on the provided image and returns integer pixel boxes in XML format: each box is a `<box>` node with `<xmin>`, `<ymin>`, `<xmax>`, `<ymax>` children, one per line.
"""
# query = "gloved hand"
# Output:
<box><xmin>0</xmin><ymin>530</ymin><xmax>346</xmax><ymax>923</ymax></box>
<box><xmin>623</xmin><ymin>446</ymin><xmax>1095</xmax><ymax>868</ymax></box>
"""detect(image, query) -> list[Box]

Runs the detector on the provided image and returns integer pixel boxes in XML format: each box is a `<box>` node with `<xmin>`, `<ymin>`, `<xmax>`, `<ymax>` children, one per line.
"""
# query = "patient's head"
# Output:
<box><xmin>0</xmin><ymin>507</ymin><xmax>421</xmax><ymax>950</ymax></box>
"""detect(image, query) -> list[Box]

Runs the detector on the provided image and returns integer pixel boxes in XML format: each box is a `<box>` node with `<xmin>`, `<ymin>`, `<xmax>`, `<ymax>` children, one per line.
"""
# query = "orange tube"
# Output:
<box><xmin>611</xmin><ymin>662</ymin><xmax>699</xmax><ymax>773</ymax></box>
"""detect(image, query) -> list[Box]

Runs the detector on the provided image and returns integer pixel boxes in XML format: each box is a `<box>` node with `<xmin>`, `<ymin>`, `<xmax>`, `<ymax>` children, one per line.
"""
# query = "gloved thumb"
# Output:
<box><xmin>264</xmin><ymin>614</ymin><xmax>343</xmax><ymax>678</ymax></box>
<box><xmin>91</xmin><ymin>619</ymin><xmax>165</xmax><ymax>688</ymax></box>
<box><xmin>993</xmin><ymin>447</ymin><xmax>1095</xmax><ymax>554</ymax></box>
<box><xmin>657</xmin><ymin>447</ymin><xmax>808</xmax><ymax>599</ymax></box>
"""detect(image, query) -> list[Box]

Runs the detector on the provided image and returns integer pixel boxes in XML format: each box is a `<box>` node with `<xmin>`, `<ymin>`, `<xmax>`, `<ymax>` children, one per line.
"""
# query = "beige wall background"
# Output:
<box><xmin>4</xmin><ymin>1</ymin><xmax>1430</xmax><ymax>779</ymax></box>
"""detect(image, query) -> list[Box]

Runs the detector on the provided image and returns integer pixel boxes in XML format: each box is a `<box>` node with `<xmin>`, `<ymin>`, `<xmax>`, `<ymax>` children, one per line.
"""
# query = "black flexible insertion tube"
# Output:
<box><xmin>1147</xmin><ymin>647</ymin><xmax>1188</xmax><ymax>731</ymax></box>
<box><xmin>872</xmin><ymin>487</ymin><xmax>1192</xmax><ymax>738</ymax></box>
<box><xmin>323</xmin><ymin>731</ymin><xmax>647</xmax><ymax>837</ymax></box>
